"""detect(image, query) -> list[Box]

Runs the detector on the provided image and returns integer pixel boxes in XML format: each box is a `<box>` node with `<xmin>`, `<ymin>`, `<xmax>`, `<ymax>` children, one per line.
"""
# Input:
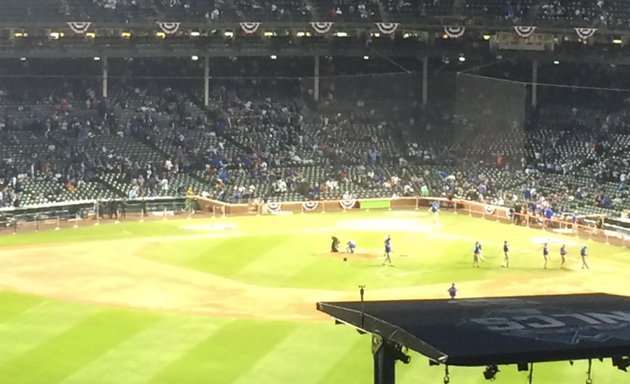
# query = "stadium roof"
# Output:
<box><xmin>317</xmin><ymin>293</ymin><xmax>630</xmax><ymax>366</ymax></box>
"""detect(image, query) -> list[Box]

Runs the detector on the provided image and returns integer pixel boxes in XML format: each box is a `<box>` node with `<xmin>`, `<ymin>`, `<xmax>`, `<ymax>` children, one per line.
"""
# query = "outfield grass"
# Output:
<box><xmin>0</xmin><ymin>210</ymin><xmax>629</xmax><ymax>383</ymax></box>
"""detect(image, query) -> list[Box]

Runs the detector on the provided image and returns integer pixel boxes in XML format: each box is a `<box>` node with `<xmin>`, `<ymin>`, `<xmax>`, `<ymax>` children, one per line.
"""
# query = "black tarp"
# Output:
<box><xmin>317</xmin><ymin>293</ymin><xmax>630</xmax><ymax>366</ymax></box>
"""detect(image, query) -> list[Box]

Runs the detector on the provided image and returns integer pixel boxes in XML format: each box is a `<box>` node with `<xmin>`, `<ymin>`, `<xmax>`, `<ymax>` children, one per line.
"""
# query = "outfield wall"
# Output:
<box><xmin>196</xmin><ymin>196</ymin><xmax>630</xmax><ymax>250</ymax></box>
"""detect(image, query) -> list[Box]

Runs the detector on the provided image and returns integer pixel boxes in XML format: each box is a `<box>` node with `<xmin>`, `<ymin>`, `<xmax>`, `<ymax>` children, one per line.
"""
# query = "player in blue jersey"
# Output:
<box><xmin>346</xmin><ymin>240</ymin><xmax>356</xmax><ymax>254</ymax></box>
<box><xmin>580</xmin><ymin>245</ymin><xmax>589</xmax><ymax>269</ymax></box>
<box><xmin>473</xmin><ymin>241</ymin><xmax>482</xmax><ymax>268</ymax></box>
<box><xmin>502</xmin><ymin>240</ymin><xmax>510</xmax><ymax>268</ymax></box>
<box><xmin>383</xmin><ymin>235</ymin><xmax>392</xmax><ymax>266</ymax></box>
<box><xmin>560</xmin><ymin>244</ymin><xmax>567</xmax><ymax>268</ymax></box>
<box><xmin>542</xmin><ymin>243</ymin><xmax>549</xmax><ymax>269</ymax></box>
<box><xmin>430</xmin><ymin>201</ymin><xmax>440</xmax><ymax>224</ymax></box>
<box><xmin>448</xmin><ymin>283</ymin><xmax>457</xmax><ymax>299</ymax></box>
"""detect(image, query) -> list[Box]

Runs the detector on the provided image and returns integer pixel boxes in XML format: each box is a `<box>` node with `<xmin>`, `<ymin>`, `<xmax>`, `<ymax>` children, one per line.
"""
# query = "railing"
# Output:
<box><xmin>0</xmin><ymin>196</ymin><xmax>190</xmax><ymax>235</ymax></box>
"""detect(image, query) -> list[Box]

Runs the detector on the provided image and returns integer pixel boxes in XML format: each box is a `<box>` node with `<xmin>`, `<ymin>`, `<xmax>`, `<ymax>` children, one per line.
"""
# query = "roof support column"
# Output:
<box><xmin>422</xmin><ymin>57</ymin><xmax>428</xmax><ymax>106</ymax></box>
<box><xmin>314</xmin><ymin>55</ymin><xmax>320</xmax><ymax>103</ymax></box>
<box><xmin>102</xmin><ymin>56</ymin><xmax>108</xmax><ymax>99</ymax></box>
<box><xmin>204</xmin><ymin>55</ymin><xmax>210</xmax><ymax>107</ymax></box>
<box><xmin>531</xmin><ymin>59</ymin><xmax>538</xmax><ymax>108</ymax></box>
<box><xmin>373</xmin><ymin>335</ymin><xmax>396</xmax><ymax>384</ymax></box>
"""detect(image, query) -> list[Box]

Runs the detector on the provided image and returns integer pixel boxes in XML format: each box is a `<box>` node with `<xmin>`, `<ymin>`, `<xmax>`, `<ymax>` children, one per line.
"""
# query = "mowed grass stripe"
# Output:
<box><xmin>232</xmin><ymin>235</ymin><xmax>318</xmax><ymax>286</ymax></box>
<box><xmin>314</xmin><ymin>336</ymin><xmax>371</xmax><ymax>384</ymax></box>
<box><xmin>0</xmin><ymin>291</ymin><xmax>46</xmax><ymax>322</ymax></box>
<box><xmin>0</xmin><ymin>301</ymin><xmax>96</xmax><ymax>362</ymax></box>
<box><xmin>0</xmin><ymin>310</ymin><xmax>159</xmax><ymax>384</ymax></box>
<box><xmin>232</xmin><ymin>324</ymin><xmax>364</xmax><ymax>384</ymax></box>
<box><xmin>60</xmin><ymin>316</ymin><xmax>231</xmax><ymax>384</ymax></box>
<box><xmin>149</xmin><ymin>320</ymin><xmax>297</xmax><ymax>384</ymax></box>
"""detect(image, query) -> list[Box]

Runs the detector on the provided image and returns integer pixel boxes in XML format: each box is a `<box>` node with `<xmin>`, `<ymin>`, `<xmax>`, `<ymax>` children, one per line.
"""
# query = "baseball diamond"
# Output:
<box><xmin>0</xmin><ymin>209</ymin><xmax>629</xmax><ymax>383</ymax></box>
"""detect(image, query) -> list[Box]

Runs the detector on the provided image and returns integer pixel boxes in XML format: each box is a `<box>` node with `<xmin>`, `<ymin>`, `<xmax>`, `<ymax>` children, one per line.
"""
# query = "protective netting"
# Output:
<box><xmin>453</xmin><ymin>72</ymin><xmax>527</xmax><ymax>167</ymax></box>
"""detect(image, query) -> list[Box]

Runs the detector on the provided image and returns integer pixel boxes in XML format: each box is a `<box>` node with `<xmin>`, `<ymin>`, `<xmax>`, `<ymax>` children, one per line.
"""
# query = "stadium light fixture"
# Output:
<box><xmin>19</xmin><ymin>57</ymin><xmax>26</xmax><ymax>61</ymax></box>
<box><xmin>270</xmin><ymin>55</ymin><xmax>278</xmax><ymax>60</ymax></box>
<box><xmin>93</xmin><ymin>56</ymin><xmax>101</xmax><ymax>61</ymax></box>
<box><xmin>335</xmin><ymin>32</ymin><xmax>348</xmax><ymax>37</ymax></box>
<box><xmin>121</xmin><ymin>31</ymin><xmax>132</xmax><ymax>39</ymax></box>
<box><xmin>224</xmin><ymin>31</ymin><xmax>234</xmax><ymax>38</ymax></box>
<box><xmin>363</xmin><ymin>55</ymin><xmax>369</xmax><ymax>60</ymax></box>
<box><xmin>458</xmin><ymin>55</ymin><xmax>466</xmax><ymax>62</ymax></box>
<box><xmin>190</xmin><ymin>31</ymin><xmax>201</xmax><ymax>37</ymax></box>
<box><xmin>553</xmin><ymin>60</ymin><xmax>560</xmax><ymax>65</ymax></box>
<box><xmin>191</xmin><ymin>55</ymin><xmax>199</xmax><ymax>61</ymax></box>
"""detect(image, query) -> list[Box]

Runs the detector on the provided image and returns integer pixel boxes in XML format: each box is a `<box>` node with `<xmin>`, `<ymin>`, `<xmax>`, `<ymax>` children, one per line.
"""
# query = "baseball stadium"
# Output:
<box><xmin>2</xmin><ymin>1</ymin><xmax>630</xmax><ymax>383</ymax></box>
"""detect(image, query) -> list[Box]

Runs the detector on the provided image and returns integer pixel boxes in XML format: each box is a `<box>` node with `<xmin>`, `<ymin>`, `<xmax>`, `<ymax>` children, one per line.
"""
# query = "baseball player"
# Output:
<box><xmin>580</xmin><ymin>246</ymin><xmax>589</xmax><ymax>269</ymax></box>
<box><xmin>346</xmin><ymin>240</ymin><xmax>356</xmax><ymax>254</ymax></box>
<box><xmin>560</xmin><ymin>244</ymin><xmax>567</xmax><ymax>268</ymax></box>
<box><xmin>383</xmin><ymin>235</ymin><xmax>393</xmax><ymax>266</ymax></box>
<box><xmin>502</xmin><ymin>240</ymin><xmax>510</xmax><ymax>268</ymax></box>
<box><xmin>473</xmin><ymin>241</ymin><xmax>482</xmax><ymax>268</ymax></box>
<box><xmin>542</xmin><ymin>243</ymin><xmax>549</xmax><ymax>269</ymax></box>
<box><xmin>448</xmin><ymin>283</ymin><xmax>457</xmax><ymax>299</ymax></box>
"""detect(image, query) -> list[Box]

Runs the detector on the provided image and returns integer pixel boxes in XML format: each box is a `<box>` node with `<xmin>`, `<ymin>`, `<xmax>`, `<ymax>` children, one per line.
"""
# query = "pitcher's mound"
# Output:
<box><xmin>321</xmin><ymin>252</ymin><xmax>378</xmax><ymax>260</ymax></box>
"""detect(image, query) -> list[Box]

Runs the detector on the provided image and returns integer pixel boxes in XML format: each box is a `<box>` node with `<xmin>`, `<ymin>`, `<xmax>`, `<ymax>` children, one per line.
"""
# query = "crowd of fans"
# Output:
<box><xmin>1</xmin><ymin>58</ymin><xmax>629</xmax><ymax>221</ymax></box>
<box><xmin>5</xmin><ymin>0</ymin><xmax>630</xmax><ymax>24</ymax></box>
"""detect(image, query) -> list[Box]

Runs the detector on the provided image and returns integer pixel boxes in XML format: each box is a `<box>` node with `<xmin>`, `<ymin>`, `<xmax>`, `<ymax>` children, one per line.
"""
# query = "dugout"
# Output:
<box><xmin>317</xmin><ymin>293</ymin><xmax>630</xmax><ymax>384</ymax></box>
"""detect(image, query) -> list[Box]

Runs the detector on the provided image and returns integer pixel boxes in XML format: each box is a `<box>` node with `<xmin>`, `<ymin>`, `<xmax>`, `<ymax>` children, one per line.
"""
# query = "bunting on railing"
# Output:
<box><xmin>310</xmin><ymin>22</ymin><xmax>333</xmax><ymax>34</ymax></box>
<box><xmin>575</xmin><ymin>28</ymin><xmax>597</xmax><ymax>40</ymax></box>
<box><xmin>485</xmin><ymin>205</ymin><xmax>496</xmax><ymax>215</ymax></box>
<box><xmin>267</xmin><ymin>201</ymin><xmax>282</xmax><ymax>213</ymax></box>
<box><xmin>67</xmin><ymin>22</ymin><xmax>92</xmax><ymax>34</ymax></box>
<box><xmin>302</xmin><ymin>201</ymin><xmax>319</xmax><ymax>211</ymax></box>
<box><xmin>156</xmin><ymin>22</ymin><xmax>181</xmax><ymax>35</ymax></box>
<box><xmin>339</xmin><ymin>197</ymin><xmax>357</xmax><ymax>210</ymax></box>
<box><xmin>375</xmin><ymin>22</ymin><xmax>399</xmax><ymax>35</ymax></box>
<box><xmin>443</xmin><ymin>26</ymin><xmax>465</xmax><ymax>38</ymax></box>
<box><xmin>514</xmin><ymin>26</ymin><xmax>537</xmax><ymax>38</ymax></box>
<box><xmin>240</xmin><ymin>22</ymin><xmax>261</xmax><ymax>34</ymax></box>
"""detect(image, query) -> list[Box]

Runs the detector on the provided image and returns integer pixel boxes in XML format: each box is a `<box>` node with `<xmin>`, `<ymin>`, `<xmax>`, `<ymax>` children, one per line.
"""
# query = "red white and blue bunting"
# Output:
<box><xmin>267</xmin><ymin>201</ymin><xmax>282</xmax><ymax>213</ymax></box>
<box><xmin>443</xmin><ymin>26</ymin><xmax>465</xmax><ymax>38</ymax></box>
<box><xmin>310</xmin><ymin>22</ymin><xmax>333</xmax><ymax>34</ymax></box>
<box><xmin>484</xmin><ymin>205</ymin><xmax>496</xmax><ymax>215</ymax></box>
<box><xmin>514</xmin><ymin>26</ymin><xmax>537</xmax><ymax>38</ymax></box>
<box><xmin>240</xmin><ymin>22</ymin><xmax>261</xmax><ymax>34</ymax></box>
<box><xmin>575</xmin><ymin>27</ymin><xmax>597</xmax><ymax>40</ymax></box>
<box><xmin>339</xmin><ymin>197</ymin><xmax>357</xmax><ymax>210</ymax></box>
<box><xmin>375</xmin><ymin>22</ymin><xmax>399</xmax><ymax>35</ymax></box>
<box><xmin>156</xmin><ymin>22</ymin><xmax>181</xmax><ymax>35</ymax></box>
<box><xmin>302</xmin><ymin>201</ymin><xmax>319</xmax><ymax>211</ymax></box>
<box><xmin>67</xmin><ymin>22</ymin><xmax>92</xmax><ymax>34</ymax></box>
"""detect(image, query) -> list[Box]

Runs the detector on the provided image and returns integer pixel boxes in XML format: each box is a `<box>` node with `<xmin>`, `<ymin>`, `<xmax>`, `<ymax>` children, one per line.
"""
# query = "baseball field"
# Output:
<box><xmin>0</xmin><ymin>209</ymin><xmax>629</xmax><ymax>383</ymax></box>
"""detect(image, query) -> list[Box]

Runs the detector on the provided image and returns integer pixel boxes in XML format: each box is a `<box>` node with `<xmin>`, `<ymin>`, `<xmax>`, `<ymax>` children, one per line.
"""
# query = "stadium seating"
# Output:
<box><xmin>2</xmin><ymin>56</ymin><xmax>630</xmax><ymax>220</ymax></box>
